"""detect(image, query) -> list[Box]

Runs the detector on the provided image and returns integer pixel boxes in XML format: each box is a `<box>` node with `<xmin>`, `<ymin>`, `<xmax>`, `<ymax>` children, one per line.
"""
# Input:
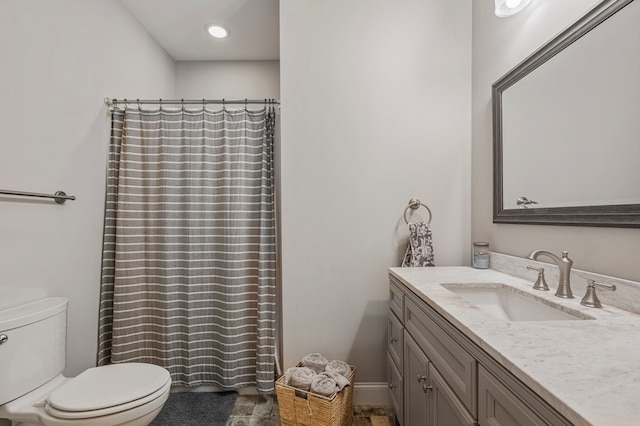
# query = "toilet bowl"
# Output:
<box><xmin>0</xmin><ymin>297</ymin><xmax>172</xmax><ymax>426</ymax></box>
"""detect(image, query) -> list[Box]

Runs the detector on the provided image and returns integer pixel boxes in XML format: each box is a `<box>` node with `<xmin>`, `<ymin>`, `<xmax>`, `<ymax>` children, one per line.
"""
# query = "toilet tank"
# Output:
<box><xmin>0</xmin><ymin>297</ymin><xmax>68</xmax><ymax>405</ymax></box>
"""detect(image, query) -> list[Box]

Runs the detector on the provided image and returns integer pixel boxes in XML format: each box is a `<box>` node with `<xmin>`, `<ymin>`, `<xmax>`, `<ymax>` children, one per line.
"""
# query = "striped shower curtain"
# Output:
<box><xmin>97</xmin><ymin>105</ymin><xmax>277</xmax><ymax>393</ymax></box>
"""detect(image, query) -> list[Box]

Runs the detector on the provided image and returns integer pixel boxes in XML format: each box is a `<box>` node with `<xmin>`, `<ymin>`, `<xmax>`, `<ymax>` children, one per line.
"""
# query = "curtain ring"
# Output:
<box><xmin>137</xmin><ymin>99</ymin><xmax>142</xmax><ymax>111</ymax></box>
<box><xmin>159</xmin><ymin>98</ymin><xmax>163</xmax><ymax>111</ymax></box>
<box><xmin>202</xmin><ymin>99</ymin><xmax>206</xmax><ymax>111</ymax></box>
<box><xmin>181</xmin><ymin>99</ymin><xmax>185</xmax><ymax>111</ymax></box>
<box><xmin>244</xmin><ymin>98</ymin><xmax>248</xmax><ymax>110</ymax></box>
<box><xmin>123</xmin><ymin>99</ymin><xmax>128</xmax><ymax>110</ymax></box>
<box><xmin>222</xmin><ymin>98</ymin><xmax>226</xmax><ymax>110</ymax></box>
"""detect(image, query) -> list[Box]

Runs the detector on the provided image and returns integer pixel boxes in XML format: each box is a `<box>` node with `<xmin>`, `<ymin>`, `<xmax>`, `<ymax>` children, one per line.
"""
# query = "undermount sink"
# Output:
<box><xmin>441</xmin><ymin>283</ymin><xmax>594</xmax><ymax>322</ymax></box>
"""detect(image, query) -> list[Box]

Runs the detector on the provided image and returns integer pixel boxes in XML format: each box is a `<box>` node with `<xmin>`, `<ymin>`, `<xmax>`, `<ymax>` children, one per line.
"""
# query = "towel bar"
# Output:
<box><xmin>0</xmin><ymin>189</ymin><xmax>76</xmax><ymax>204</ymax></box>
<box><xmin>404</xmin><ymin>198</ymin><xmax>432</xmax><ymax>225</ymax></box>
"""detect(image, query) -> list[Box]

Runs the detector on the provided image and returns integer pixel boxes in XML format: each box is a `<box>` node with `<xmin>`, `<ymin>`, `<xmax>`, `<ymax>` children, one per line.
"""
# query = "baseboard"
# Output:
<box><xmin>353</xmin><ymin>382</ymin><xmax>391</xmax><ymax>406</ymax></box>
<box><xmin>171</xmin><ymin>382</ymin><xmax>391</xmax><ymax>406</ymax></box>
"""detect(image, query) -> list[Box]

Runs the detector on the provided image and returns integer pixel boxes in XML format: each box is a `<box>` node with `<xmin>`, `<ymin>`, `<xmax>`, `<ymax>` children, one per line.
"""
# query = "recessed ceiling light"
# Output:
<box><xmin>495</xmin><ymin>0</ymin><xmax>533</xmax><ymax>17</ymax></box>
<box><xmin>206</xmin><ymin>24</ymin><xmax>229</xmax><ymax>39</ymax></box>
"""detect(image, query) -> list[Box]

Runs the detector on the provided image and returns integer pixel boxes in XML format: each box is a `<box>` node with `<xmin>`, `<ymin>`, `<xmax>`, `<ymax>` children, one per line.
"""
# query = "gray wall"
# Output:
<box><xmin>0</xmin><ymin>0</ymin><xmax>473</xmax><ymax>406</ymax></box>
<box><xmin>12</xmin><ymin>0</ymin><xmax>633</xmax><ymax>408</ymax></box>
<box><xmin>280</xmin><ymin>0</ymin><xmax>472</xmax><ymax>389</ymax></box>
<box><xmin>471</xmin><ymin>0</ymin><xmax>640</xmax><ymax>283</ymax></box>
<box><xmin>175</xmin><ymin>60</ymin><xmax>280</xmax><ymax>100</ymax></box>
<box><xmin>0</xmin><ymin>0</ymin><xmax>176</xmax><ymax>376</ymax></box>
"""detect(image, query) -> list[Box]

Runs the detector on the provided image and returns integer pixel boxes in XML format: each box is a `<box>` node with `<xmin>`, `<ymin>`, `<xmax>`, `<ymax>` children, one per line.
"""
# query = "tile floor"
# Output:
<box><xmin>225</xmin><ymin>394</ymin><xmax>395</xmax><ymax>425</ymax></box>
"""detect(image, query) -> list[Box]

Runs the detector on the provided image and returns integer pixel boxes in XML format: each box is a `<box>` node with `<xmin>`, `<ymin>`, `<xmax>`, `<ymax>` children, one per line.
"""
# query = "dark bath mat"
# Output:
<box><xmin>150</xmin><ymin>391</ymin><xmax>238</xmax><ymax>426</ymax></box>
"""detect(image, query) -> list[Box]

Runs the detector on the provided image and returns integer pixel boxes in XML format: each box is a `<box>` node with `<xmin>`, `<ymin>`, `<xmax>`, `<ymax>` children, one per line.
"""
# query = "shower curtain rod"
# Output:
<box><xmin>104</xmin><ymin>97</ymin><xmax>279</xmax><ymax>110</ymax></box>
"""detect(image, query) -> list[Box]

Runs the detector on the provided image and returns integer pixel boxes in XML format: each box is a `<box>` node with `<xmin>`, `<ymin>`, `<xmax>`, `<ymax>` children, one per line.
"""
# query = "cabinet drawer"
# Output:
<box><xmin>405</xmin><ymin>296</ymin><xmax>477</xmax><ymax>416</ymax></box>
<box><xmin>389</xmin><ymin>279</ymin><xmax>404</xmax><ymax>321</ymax></box>
<box><xmin>387</xmin><ymin>352</ymin><xmax>403</xmax><ymax>425</ymax></box>
<box><xmin>478</xmin><ymin>365</ymin><xmax>547</xmax><ymax>426</ymax></box>
<box><xmin>388</xmin><ymin>309</ymin><xmax>403</xmax><ymax>369</ymax></box>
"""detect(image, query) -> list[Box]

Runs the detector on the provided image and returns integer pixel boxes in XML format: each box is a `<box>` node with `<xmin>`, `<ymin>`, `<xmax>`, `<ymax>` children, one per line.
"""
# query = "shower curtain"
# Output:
<box><xmin>97</xmin><ymin>104</ymin><xmax>277</xmax><ymax>393</ymax></box>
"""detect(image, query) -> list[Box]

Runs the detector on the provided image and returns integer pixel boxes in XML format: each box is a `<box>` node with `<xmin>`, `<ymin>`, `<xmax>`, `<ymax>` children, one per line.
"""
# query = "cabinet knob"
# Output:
<box><xmin>390</xmin><ymin>337</ymin><xmax>399</xmax><ymax>343</ymax></box>
<box><xmin>416</xmin><ymin>374</ymin><xmax>426</xmax><ymax>383</ymax></box>
<box><xmin>422</xmin><ymin>383</ymin><xmax>433</xmax><ymax>393</ymax></box>
<box><xmin>389</xmin><ymin>383</ymin><xmax>397</xmax><ymax>389</ymax></box>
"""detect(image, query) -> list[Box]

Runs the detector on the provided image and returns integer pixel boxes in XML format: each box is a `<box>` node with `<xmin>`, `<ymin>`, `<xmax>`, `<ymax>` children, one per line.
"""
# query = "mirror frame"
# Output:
<box><xmin>493</xmin><ymin>0</ymin><xmax>640</xmax><ymax>228</ymax></box>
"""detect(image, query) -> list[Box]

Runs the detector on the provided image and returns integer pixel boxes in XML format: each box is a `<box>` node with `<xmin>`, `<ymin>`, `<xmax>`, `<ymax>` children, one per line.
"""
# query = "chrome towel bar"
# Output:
<box><xmin>0</xmin><ymin>189</ymin><xmax>76</xmax><ymax>204</ymax></box>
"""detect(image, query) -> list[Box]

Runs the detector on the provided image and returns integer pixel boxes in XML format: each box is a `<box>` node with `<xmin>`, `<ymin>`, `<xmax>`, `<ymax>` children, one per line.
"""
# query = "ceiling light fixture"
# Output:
<box><xmin>495</xmin><ymin>0</ymin><xmax>533</xmax><ymax>17</ymax></box>
<box><xmin>206</xmin><ymin>24</ymin><xmax>229</xmax><ymax>39</ymax></box>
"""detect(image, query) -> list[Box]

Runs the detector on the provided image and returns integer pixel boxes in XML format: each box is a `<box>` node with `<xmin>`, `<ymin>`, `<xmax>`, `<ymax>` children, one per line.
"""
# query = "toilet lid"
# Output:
<box><xmin>47</xmin><ymin>363</ymin><xmax>170</xmax><ymax>412</ymax></box>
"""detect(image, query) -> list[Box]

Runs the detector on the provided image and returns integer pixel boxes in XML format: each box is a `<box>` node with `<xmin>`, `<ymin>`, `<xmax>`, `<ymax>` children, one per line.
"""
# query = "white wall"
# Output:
<box><xmin>176</xmin><ymin>60</ymin><xmax>280</xmax><ymax>100</ymax></box>
<box><xmin>0</xmin><ymin>0</ymin><xmax>175</xmax><ymax>376</ymax></box>
<box><xmin>280</xmin><ymin>0</ymin><xmax>471</xmax><ymax>386</ymax></box>
<box><xmin>472</xmin><ymin>0</ymin><xmax>640</xmax><ymax>282</ymax></box>
<box><xmin>0</xmin><ymin>0</ymin><xmax>474</xmax><ymax>401</ymax></box>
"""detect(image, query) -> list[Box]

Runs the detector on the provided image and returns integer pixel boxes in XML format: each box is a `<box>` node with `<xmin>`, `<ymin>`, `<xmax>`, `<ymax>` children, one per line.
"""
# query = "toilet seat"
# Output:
<box><xmin>45</xmin><ymin>363</ymin><xmax>171</xmax><ymax>420</ymax></box>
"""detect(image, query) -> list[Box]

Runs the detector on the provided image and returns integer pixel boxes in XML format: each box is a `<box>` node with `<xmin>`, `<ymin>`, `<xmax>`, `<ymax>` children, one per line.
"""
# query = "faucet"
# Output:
<box><xmin>525</xmin><ymin>250</ymin><xmax>574</xmax><ymax>298</ymax></box>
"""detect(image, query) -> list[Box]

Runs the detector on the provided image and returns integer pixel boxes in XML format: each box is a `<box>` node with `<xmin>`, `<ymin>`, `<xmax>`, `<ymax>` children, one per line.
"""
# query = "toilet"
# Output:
<box><xmin>0</xmin><ymin>297</ymin><xmax>171</xmax><ymax>426</ymax></box>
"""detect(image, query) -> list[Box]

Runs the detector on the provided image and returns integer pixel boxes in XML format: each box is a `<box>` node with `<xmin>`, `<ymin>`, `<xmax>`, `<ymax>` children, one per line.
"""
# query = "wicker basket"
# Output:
<box><xmin>275</xmin><ymin>365</ymin><xmax>356</xmax><ymax>426</ymax></box>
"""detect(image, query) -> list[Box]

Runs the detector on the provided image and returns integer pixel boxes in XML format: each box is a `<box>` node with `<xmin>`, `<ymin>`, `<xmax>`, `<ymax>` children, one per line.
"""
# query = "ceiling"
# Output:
<box><xmin>120</xmin><ymin>0</ymin><xmax>279</xmax><ymax>61</ymax></box>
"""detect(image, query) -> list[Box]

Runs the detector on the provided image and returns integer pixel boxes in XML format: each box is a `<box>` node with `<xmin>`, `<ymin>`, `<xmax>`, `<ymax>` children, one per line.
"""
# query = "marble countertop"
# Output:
<box><xmin>389</xmin><ymin>266</ymin><xmax>640</xmax><ymax>426</ymax></box>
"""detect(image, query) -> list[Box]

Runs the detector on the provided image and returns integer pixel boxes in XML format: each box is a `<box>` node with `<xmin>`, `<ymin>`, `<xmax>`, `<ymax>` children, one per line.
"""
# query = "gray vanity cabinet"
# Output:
<box><xmin>389</xmin><ymin>278</ymin><xmax>475</xmax><ymax>425</ymax></box>
<box><xmin>389</xmin><ymin>275</ymin><xmax>573</xmax><ymax>426</ymax></box>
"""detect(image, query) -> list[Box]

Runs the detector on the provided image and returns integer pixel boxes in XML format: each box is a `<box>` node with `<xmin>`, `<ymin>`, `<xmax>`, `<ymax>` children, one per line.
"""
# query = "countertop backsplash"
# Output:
<box><xmin>489</xmin><ymin>252</ymin><xmax>640</xmax><ymax>316</ymax></box>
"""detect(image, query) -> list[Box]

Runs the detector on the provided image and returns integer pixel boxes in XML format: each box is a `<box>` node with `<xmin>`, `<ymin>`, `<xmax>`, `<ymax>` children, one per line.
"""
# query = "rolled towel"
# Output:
<box><xmin>301</xmin><ymin>352</ymin><xmax>328</xmax><ymax>373</ymax></box>
<box><xmin>324</xmin><ymin>360</ymin><xmax>351</xmax><ymax>377</ymax></box>
<box><xmin>310</xmin><ymin>372</ymin><xmax>351</xmax><ymax>398</ymax></box>
<box><xmin>284</xmin><ymin>367</ymin><xmax>316</xmax><ymax>391</ymax></box>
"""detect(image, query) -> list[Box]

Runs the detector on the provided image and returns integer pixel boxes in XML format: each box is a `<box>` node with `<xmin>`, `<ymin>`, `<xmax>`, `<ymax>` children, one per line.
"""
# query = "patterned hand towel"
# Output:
<box><xmin>401</xmin><ymin>221</ymin><xmax>435</xmax><ymax>267</ymax></box>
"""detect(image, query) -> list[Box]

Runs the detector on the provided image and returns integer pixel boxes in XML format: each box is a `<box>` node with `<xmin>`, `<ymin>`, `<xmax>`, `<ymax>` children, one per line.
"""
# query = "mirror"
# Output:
<box><xmin>493</xmin><ymin>0</ymin><xmax>640</xmax><ymax>227</ymax></box>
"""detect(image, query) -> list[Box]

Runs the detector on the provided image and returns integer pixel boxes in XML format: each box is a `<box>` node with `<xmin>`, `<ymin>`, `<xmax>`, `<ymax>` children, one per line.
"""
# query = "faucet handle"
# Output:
<box><xmin>527</xmin><ymin>266</ymin><xmax>549</xmax><ymax>291</ymax></box>
<box><xmin>580</xmin><ymin>279</ymin><xmax>616</xmax><ymax>308</ymax></box>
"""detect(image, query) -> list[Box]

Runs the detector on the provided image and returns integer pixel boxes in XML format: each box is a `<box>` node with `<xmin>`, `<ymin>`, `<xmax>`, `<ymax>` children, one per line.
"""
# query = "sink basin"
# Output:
<box><xmin>441</xmin><ymin>283</ymin><xmax>593</xmax><ymax>321</ymax></box>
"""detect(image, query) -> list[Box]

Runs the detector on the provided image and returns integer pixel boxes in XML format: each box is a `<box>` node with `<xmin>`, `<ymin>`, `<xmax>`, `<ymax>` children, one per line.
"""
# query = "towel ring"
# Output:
<box><xmin>404</xmin><ymin>198</ymin><xmax>432</xmax><ymax>225</ymax></box>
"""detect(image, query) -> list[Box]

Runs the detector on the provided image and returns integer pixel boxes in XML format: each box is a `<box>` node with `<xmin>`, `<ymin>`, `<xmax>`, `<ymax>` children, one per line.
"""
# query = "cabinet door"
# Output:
<box><xmin>404</xmin><ymin>332</ymin><xmax>429</xmax><ymax>426</ymax></box>
<box><xmin>388</xmin><ymin>352</ymin><xmax>404</xmax><ymax>425</ymax></box>
<box><xmin>478</xmin><ymin>365</ymin><xmax>547</xmax><ymax>426</ymax></box>
<box><xmin>429</xmin><ymin>364</ymin><xmax>476</xmax><ymax>426</ymax></box>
